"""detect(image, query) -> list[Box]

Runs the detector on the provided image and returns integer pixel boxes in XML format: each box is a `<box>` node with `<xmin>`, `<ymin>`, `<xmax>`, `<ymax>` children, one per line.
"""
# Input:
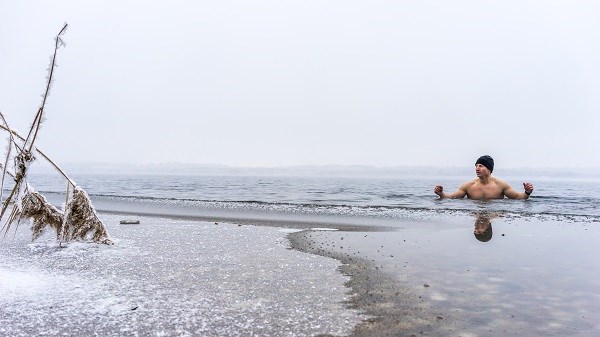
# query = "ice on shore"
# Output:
<box><xmin>0</xmin><ymin>214</ymin><xmax>362</xmax><ymax>336</ymax></box>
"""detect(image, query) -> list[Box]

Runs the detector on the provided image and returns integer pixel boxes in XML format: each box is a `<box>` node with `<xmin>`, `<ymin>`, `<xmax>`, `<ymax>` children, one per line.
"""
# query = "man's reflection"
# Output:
<box><xmin>474</xmin><ymin>213</ymin><xmax>495</xmax><ymax>242</ymax></box>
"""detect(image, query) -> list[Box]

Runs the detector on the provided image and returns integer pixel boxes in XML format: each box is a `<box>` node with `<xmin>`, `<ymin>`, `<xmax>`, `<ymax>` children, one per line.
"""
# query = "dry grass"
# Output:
<box><xmin>21</xmin><ymin>191</ymin><xmax>64</xmax><ymax>241</ymax></box>
<box><xmin>7</xmin><ymin>187</ymin><xmax>114</xmax><ymax>245</ymax></box>
<box><xmin>64</xmin><ymin>187</ymin><xmax>113</xmax><ymax>245</ymax></box>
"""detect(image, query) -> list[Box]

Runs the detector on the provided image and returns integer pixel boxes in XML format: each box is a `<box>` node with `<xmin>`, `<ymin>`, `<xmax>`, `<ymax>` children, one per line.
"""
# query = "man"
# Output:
<box><xmin>434</xmin><ymin>155</ymin><xmax>534</xmax><ymax>200</ymax></box>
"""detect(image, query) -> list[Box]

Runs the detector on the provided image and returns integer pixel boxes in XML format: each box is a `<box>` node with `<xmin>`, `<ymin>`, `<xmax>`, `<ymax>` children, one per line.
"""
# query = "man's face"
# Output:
<box><xmin>475</xmin><ymin>164</ymin><xmax>490</xmax><ymax>177</ymax></box>
<box><xmin>474</xmin><ymin>220</ymin><xmax>490</xmax><ymax>234</ymax></box>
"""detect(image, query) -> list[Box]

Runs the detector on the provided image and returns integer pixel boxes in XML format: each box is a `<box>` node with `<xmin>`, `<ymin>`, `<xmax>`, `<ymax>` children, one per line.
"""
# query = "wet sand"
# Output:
<box><xmin>290</xmin><ymin>214</ymin><xmax>600</xmax><ymax>336</ymax></box>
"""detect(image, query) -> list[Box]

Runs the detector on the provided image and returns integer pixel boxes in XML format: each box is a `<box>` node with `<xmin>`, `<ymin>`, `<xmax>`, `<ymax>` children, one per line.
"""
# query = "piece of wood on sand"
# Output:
<box><xmin>119</xmin><ymin>220</ymin><xmax>140</xmax><ymax>225</ymax></box>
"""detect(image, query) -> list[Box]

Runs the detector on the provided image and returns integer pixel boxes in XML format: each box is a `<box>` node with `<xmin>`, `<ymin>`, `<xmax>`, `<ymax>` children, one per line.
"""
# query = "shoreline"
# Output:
<box><xmin>106</xmin><ymin>207</ymin><xmax>599</xmax><ymax>336</ymax></box>
<box><xmin>2</xmin><ymin>207</ymin><xmax>598</xmax><ymax>336</ymax></box>
<box><xmin>289</xmin><ymin>215</ymin><xmax>599</xmax><ymax>337</ymax></box>
<box><xmin>102</xmin><ymin>209</ymin><xmax>395</xmax><ymax>233</ymax></box>
<box><xmin>289</xmin><ymin>227</ymin><xmax>448</xmax><ymax>336</ymax></box>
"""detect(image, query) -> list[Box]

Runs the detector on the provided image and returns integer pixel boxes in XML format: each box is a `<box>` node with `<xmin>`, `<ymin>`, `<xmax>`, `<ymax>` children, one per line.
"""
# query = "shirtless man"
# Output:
<box><xmin>434</xmin><ymin>155</ymin><xmax>534</xmax><ymax>200</ymax></box>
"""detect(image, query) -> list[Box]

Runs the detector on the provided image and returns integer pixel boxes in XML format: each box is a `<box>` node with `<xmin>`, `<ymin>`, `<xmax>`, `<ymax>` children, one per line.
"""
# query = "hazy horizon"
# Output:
<box><xmin>28</xmin><ymin>160</ymin><xmax>600</xmax><ymax>180</ymax></box>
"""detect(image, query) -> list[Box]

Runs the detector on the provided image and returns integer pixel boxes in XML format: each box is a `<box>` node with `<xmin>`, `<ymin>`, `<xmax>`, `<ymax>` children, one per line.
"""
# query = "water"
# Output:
<box><xmin>25</xmin><ymin>173</ymin><xmax>600</xmax><ymax>221</ymax></box>
<box><xmin>4</xmin><ymin>172</ymin><xmax>599</xmax><ymax>336</ymax></box>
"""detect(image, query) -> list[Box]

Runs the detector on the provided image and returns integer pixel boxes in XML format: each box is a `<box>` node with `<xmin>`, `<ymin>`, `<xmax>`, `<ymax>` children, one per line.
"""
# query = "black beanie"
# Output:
<box><xmin>475</xmin><ymin>155</ymin><xmax>494</xmax><ymax>172</ymax></box>
<box><xmin>474</xmin><ymin>224</ymin><xmax>493</xmax><ymax>242</ymax></box>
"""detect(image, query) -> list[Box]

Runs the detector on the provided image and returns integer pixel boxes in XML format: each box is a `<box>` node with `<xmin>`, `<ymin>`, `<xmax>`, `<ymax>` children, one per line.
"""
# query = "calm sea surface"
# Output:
<box><xmin>26</xmin><ymin>173</ymin><xmax>600</xmax><ymax>221</ymax></box>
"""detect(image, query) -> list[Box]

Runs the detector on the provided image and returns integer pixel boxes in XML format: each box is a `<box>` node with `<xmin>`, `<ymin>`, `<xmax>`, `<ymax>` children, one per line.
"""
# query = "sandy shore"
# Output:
<box><xmin>2</xmin><ymin>210</ymin><xmax>599</xmax><ymax>336</ymax></box>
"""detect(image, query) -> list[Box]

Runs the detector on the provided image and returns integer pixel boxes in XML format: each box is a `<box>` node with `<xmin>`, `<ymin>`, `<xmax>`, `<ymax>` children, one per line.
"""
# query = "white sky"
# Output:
<box><xmin>1</xmin><ymin>1</ymin><xmax>599</xmax><ymax>169</ymax></box>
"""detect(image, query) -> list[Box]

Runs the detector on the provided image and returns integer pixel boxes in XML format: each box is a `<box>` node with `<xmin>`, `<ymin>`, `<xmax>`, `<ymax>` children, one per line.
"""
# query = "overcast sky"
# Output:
<box><xmin>1</xmin><ymin>1</ymin><xmax>599</xmax><ymax>169</ymax></box>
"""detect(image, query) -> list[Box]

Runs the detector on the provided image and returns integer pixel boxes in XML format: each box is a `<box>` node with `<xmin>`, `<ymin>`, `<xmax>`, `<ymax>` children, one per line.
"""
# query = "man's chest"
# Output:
<box><xmin>467</xmin><ymin>183</ymin><xmax>504</xmax><ymax>199</ymax></box>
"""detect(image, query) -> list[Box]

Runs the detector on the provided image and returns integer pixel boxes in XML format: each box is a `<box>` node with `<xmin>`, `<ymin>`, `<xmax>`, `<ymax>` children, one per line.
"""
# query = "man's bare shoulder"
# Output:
<box><xmin>464</xmin><ymin>179</ymin><xmax>480</xmax><ymax>185</ymax></box>
<box><xmin>490</xmin><ymin>177</ymin><xmax>511</xmax><ymax>188</ymax></box>
<box><xmin>460</xmin><ymin>179</ymin><xmax>479</xmax><ymax>189</ymax></box>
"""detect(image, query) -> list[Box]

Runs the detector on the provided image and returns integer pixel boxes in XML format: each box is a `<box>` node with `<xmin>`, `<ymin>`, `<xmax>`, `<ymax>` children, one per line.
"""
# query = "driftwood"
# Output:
<box><xmin>119</xmin><ymin>220</ymin><xmax>140</xmax><ymax>225</ymax></box>
<box><xmin>0</xmin><ymin>23</ymin><xmax>113</xmax><ymax>245</ymax></box>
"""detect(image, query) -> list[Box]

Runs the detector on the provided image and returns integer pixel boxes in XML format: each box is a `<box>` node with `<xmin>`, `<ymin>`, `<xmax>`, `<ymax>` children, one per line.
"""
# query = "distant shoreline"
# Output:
<box><xmin>29</xmin><ymin>162</ymin><xmax>600</xmax><ymax>180</ymax></box>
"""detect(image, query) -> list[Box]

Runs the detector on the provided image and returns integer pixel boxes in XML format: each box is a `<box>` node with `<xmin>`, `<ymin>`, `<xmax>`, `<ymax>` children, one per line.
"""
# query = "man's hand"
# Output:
<box><xmin>523</xmin><ymin>182</ymin><xmax>534</xmax><ymax>195</ymax></box>
<box><xmin>434</xmin><ymin>185</ymin><xmax>444</xmax><ymax>197</ymax></box>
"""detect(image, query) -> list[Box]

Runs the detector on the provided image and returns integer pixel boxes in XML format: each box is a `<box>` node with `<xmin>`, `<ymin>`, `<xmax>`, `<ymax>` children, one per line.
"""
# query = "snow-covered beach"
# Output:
<box><xmin>0</xmin><ymin>214</ymin><xmax>362</xmax><ymax>337</ymax></box>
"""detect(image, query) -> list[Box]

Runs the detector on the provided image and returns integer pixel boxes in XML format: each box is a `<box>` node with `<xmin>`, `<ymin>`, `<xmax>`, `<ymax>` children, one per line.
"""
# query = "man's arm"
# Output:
<box><xmin>503</xmin><ymin>182</ymin><xmax>534</xmax><ymax>199</ymax></box>
<box><xmin>435</xmin><ymin>184</ymin><xmax>468</xmax><ymax>199</ymax></box>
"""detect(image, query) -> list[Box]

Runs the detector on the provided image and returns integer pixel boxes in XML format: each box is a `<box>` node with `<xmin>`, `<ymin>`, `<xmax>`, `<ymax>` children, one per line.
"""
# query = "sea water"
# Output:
<box><xmin>25</xmin><ymin>172</ymin><xmax>600</xmax><ymax>221</ymax></box>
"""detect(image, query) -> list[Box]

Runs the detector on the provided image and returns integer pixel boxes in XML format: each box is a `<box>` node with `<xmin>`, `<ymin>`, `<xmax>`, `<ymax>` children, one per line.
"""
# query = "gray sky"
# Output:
<box><xmin>1</xmin><ymin>1</ymin><xmax>599</xmax><ymax>169</ymax></box>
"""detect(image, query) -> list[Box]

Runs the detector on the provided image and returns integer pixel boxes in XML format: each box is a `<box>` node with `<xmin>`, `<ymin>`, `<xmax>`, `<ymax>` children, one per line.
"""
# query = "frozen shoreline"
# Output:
<box><xmin>2</xmin><ymin>207</ymin><xmax>599</xmax><ymax>337</ymax></box>
<box><xmin>0</xmin><ymin>214</ymin><xmax>362</xmax><ymax>337</ymax></box>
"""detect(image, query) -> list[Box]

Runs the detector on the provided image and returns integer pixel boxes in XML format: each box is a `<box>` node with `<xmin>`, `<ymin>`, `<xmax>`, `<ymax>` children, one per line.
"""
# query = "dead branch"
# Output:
<box><xmin>0</xmin><ymin>123</ymin><xmax>76</xmax><ymax>187</ymax></box>
<box><xmin>24</xmin><ymin>23</ymin><xmax>68</xmax><ymax>152</ymax></box>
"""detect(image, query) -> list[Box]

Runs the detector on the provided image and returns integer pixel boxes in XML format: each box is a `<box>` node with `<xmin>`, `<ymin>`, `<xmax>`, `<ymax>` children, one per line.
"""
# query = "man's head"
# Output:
<box><xmin>474</xmin><ymin>217</ymin><xmax>493</xmax><ymax>242</ymax></box>
<box><xmin>475</xmin><ymin>155</ymin><xmax>494</xmax><ymax>173</ymax></box>
<box><xmin>474</xmin><ymin>223</ymin><xmax>493</xmax><ymax>242</ymax></box>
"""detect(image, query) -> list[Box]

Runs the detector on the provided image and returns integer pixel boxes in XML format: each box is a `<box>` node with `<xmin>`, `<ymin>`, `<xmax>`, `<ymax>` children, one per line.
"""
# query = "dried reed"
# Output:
<box><xmin>20</xmin><ymin>190</ymin><xmax>64</xmax><ymax>241</ymax></box>
<box><xmin>0</xmin><ymin>23</ymin><xmax>113</xmax><ymax>245</ymax></box>
<box><xmin>63</xmin><ymin>187</ymin><xmax>113</xmax><ymax>245</ymax></box>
